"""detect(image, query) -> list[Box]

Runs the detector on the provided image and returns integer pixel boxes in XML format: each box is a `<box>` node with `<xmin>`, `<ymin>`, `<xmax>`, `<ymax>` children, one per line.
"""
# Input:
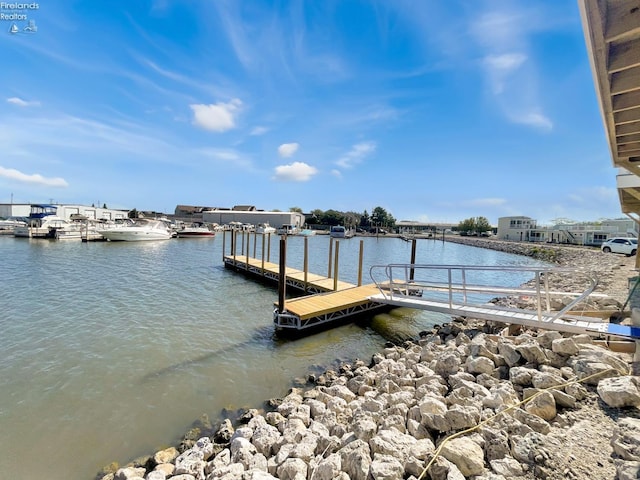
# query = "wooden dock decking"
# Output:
<box><xmin>222</xmin><ymin>234</ymin><xmax>640</xmax><ymax>342</ymax></box>
<box><xmin>223</xmin><ymin>254</ymin><xmax>389</xmax><ymax>330</ymax></box>
<box><xmin>223</xmin><ymin>255</ymin><xmax>356</xmax><ymax>292</ymax></box>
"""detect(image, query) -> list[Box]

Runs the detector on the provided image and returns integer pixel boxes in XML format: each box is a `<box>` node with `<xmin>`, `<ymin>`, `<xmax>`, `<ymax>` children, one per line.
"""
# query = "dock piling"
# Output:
<box><xmin>304</xmin><ymin>237</ymin><xmax>309</xmax><ymax>293</ymax></box>
<box><xmin>410</xmin><ymin>238</ymin><xmax>417</xmax><ymax>282</ymax></box>
<box><xmin>358</xmin><ymin>240</ymin><xmax>364</xmax><ymax>286</ymax></box>
<box><xmin>333</xmin><ymin>241</ymin><xmax>340</xmax><ymax>291</ymax></box>
<box><xmin>328</xmin><ymin>237</ymin><xmax>334</xmax><ymax>278</ymax></box>
<box><xmin>278</xmin><ymin>237</ymin><xmax>287</xmax><ymax>314</ymax></box>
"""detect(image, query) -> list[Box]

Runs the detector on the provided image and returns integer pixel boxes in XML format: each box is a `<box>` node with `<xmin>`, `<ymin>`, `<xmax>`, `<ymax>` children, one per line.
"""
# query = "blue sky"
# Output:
<box><xmin>0</xmin><ymin>0</ymin><xmax>622</xmax><ymax>225</ymax></box>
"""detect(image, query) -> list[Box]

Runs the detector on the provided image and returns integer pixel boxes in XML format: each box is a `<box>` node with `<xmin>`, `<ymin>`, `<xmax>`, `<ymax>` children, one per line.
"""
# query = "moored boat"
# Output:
<box><xmin>176</xmin><ymin>223</ymin><xmax>215</xmax><ymax>238</ymax></box>
<box><xmin>329</xmin><ymin>225</ymin><xmax>347</xmax><ymax>238</ymax></box>
<box><xmin>97</xmin><ymin>219</ymin><xmax>172</xmax><ymax>242</ymax></box>
<box><xmin>277</xmin><ymin>224</ymin><xmax>299</xmax><ymax>235</ymax></box>
<box><xmin>256</xmin><ymin>223</ymin><xmax>276</xmax><ymax>234</ymax></box>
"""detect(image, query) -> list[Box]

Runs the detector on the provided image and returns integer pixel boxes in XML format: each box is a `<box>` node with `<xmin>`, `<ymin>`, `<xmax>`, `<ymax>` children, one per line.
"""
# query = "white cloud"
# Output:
<box><xmin>190</xmin><ymin>99</ymin><xmax>242</xmax><ymax>132</ymax></box>
<box><xmin>471</xmin><ymin>8</ymin><xmax>552</xmax><ymax>131</ymax></box>
<box><xmin>0</xmin><ymin>166</ymin><xmax>68</xmax><ymax>187</ymax></box>
<box><xmin>484</xmin><ymin>53</ymin><xmax>526</xmax><ymax>72</ymax></box>
<box><xmin>335</xmin><ymin>141</ymin><xmax>376</xmax><ymax>169</ymax></box>
<box><xmin>196</xmin><ymin>147</ymin><xmax>254</xmax><ymax>170</ymax></box>
<box><xmin>278</xmin><ymin>143</ymin><xmax>299</xmax><ymax>158</ymax></box>
<box><xmin>330</xmin><ymin>169</ymin><xmax>342</xmax><ymax>179</ymax></box>
<box><xmin>250</xmin><ymin>126</ymin><xmax>268</xmax><ymax>136</ymax></box>
<box><xmin>509</xmin><ymin>111</ymin><xmax>553</xmax><ymax>131</ymax></box>
<box><xmin>273</xmin><ymin>162</ymin><xmax>318</xmax><ymax>182</ymax></box>
<box><xmin>465</xmin><ymin>198</ymin><xmax>507</xmax><ymax>207</ymax></box>
<box><xmin>7</xmin><ymin>97</ymin><xmax>40</xmax><ymax>107</ymax></box>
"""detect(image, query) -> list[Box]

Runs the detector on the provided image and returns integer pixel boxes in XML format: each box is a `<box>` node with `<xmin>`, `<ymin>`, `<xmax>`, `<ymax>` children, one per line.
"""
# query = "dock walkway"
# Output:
<box><xmin>223</xmin><ymin>254</ymin><xmax>390</xmax><ymax>330</ymax></box>
<box><xmin>221</xmin><ymin>232</ymin><xmax>639</xmax><ymax>341</ymax></box>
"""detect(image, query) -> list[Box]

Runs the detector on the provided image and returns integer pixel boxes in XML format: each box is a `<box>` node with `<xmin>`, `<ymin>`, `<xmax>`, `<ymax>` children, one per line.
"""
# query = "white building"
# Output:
<box><xmin>202</xmin><ymin>209</ymin><xmax>305</xmax><ymax>230</ymax></box>
<box><xmin>497</xmin><ymin>216</ymin><xmax>638</xmax><ymax>246</ymax></box>
<box><xmin>0</xmin><ymin>203</ymin><xmax>129</xmax><ymax>221</ymax></box>
<box><xmin>496</xmin><ymin>216</ymin><xmax>538</xmax><ymax>242</ymax></box>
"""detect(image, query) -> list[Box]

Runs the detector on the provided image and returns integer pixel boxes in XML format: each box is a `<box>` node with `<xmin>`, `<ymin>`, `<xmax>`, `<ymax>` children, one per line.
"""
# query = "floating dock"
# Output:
<box><xmin>221</xmin><ymin>231</ymin><xmax>640</xmax><ymax>342</ymax></box>
<box><xmin>222</xmin><ymin>231</ymin><xmax>390</xmax><ymax>331</ymax></box>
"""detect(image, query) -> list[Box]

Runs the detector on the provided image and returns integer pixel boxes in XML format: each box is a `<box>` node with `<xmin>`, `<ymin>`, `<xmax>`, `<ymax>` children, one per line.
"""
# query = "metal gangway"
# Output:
<box><xmin>368</xmin><ymin>264</ymin><xmax>638</xmax><ymax>339</ymax></box>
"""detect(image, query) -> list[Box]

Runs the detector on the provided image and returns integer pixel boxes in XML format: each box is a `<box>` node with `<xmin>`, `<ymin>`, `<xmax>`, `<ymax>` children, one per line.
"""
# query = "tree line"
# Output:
<box><xmin>290</xmin><ymin>206</ymin><xmax>396</xmax><ymax>231</ymax></box>
<box><xmin>292</xmin><ymin>207</ymin><xmax>492</xmax><ymax>235</ymax></box>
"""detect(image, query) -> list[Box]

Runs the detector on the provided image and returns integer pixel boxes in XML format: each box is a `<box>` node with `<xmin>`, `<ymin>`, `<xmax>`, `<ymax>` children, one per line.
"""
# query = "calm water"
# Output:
<box><xmin>0</xmin><ymin>234</ymin><xmax>548</xmax><ymax>479</ymax></box>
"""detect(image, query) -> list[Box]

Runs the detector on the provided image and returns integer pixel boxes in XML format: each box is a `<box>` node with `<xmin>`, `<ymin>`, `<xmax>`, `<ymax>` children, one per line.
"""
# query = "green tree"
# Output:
<box><xmin>360</xmin><ymin>210</ymin><xmax>370</xmax><ymax>228</ymax></box>
<box><xmin>320</xmin><ymin>209</ymin><xmax>344</xmax><ymax>226</ymax></box>
<box><xmin>102</xmin><ymin>203</ymin><xmax>108</xmax><ymax>209</ymax></box>
<box><xmin>370</xmin><ymin>206</ymin><xmax>396</xmax><ymax>230</ymax></box>
<box><xmin>289</xmin><ymin>206</ymin><xmax>302</xmax><ymax>213</ymax></box>
<box><xmin>128</xmin><ymin>208</ymin><xmax>138</xmax><ymax>219</ymax></box>
<box><xmin>343</xmin><ymin>211</ymin><xmax>361</xmax><ymax>229</ymax></box>
<box><xmin>458</xmin><ymin>217</ymin><xmax>476</xmax><ymax>235</ymax></box>
<box><xmin>457</xmin><ymin>216</ymin><xmax>491</xmax><ymax>235</ymax></box>
<box><xmin>475</xmin><ymin>216</ymin><xmax>492</xmax><ymax>234</ymax></box>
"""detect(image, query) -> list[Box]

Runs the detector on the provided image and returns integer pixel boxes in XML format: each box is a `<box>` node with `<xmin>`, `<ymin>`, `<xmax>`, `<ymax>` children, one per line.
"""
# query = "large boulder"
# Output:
<box><xmin>597</xmin><ymin>376</ymin><xmax>640</xmax><ymax>408</ymax></box>
<box><xmin>439</xmin><ymin>436</ymin><xmax>485</xmax><ymax>476</ymax></box>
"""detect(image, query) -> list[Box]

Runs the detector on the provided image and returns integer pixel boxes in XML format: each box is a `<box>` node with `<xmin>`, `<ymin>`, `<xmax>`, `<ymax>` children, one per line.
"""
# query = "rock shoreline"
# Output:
<box><xmin>99</xmin><ymin>240</ymin><xmax>640</xmax><ymax>480</ymax></box>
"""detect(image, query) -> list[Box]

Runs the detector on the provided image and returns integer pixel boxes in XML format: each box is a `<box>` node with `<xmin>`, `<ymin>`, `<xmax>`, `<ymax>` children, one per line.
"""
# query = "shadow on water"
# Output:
<box><xmin>140</xmin><ymin>324</ymin><xmax>278</xmax><ymax>383</ymax></box>
<box><xmin>367</xmin><ymin>307</ymin><xmax>448</xmax><ymax>344</ymax></box>
<box><xmin>140</xmin><ymin>306</ymin><xmax>446</xmax><ymax>384</ymax></box>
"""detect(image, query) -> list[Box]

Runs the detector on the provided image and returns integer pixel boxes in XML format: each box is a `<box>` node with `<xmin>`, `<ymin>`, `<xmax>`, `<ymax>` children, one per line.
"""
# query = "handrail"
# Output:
<box><xmin>369</xmin><ymin>264</ymin><xmax>599</xmax><ymax>323</ymax></box>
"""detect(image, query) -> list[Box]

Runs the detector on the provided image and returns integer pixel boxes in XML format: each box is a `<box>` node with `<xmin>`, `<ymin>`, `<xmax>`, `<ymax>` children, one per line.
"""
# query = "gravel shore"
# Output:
<box><xmin>98</xmin><ymin>239</ymin><xmax>640</xmax><ymax>480</ymax></box>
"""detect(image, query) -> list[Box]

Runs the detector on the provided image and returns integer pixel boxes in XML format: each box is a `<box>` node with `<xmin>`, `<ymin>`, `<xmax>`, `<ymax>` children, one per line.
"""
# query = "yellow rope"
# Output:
<box><xmin>416</xmin><ymin>366</ymin><xmax>629</xmax><ymax>480</ymax></box>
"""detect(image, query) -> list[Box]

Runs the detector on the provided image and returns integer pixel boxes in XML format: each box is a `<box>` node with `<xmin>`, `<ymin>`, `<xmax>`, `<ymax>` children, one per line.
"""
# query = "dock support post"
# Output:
<box><xmin>410</xmin><ymin>238</ymin><xmax>417</xmax><ymax>282</ymax></box>
<box><xmin>358</xmin><ymin>240</ymin><xmax>364</xmax><ymax>286</ymax></box>
<box><xmin>261</xmin><ymin>233</ymin><xmax>266</xmax><ymax>275</ymax></box>
<box><xmin>278</xmin><ymin>237</ymin><xmax>287</xmax><ymax>314</ymax></box>
<box><xmin>267</xmin><ymin>234</ymin><xmax>271</xmax><ymax>262</ymax></box>
<box><xmin>222</xmin><ymin>230</ymin><xmax>227</xmax><ymax>261</ymax></box>
<box><xmin>304</xmin><ymin>236</ymin><xmax>309</xmax><ymax>293</ymax></box>
<box><xmin>232</xmin><ymin>230</ymin><xmax>237</xmax><ymax>264</ymax></box>
<box><xmin>241</xmin><ymin>230</ymin><xmax>245</xmax><ymax>256</ymax></box>
<box><xmin>245</xmin><ymin>231</ymin><xmax>250</xmax><ymax>271</ymax></box>
<box><xmin>333</xmin><ymin>241</ymin><xmax>340</xmax><ymax>291</ymax></box>
<box><xmin>253</xmin><ymin>232</ymin><xmax>257</xmax><ymax>258</ymax></box>
<box><xmin>328</xmin><ymin>237</ymin><xmax>334</xmax><ymax>278</ymax></box>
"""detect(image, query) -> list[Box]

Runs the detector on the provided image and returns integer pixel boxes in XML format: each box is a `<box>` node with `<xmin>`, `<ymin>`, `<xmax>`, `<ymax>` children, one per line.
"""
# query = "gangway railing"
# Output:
<box><xmin>369</xmin><ymin>264</ymin><xmax>600</xmax><ymax>327</ymax></box>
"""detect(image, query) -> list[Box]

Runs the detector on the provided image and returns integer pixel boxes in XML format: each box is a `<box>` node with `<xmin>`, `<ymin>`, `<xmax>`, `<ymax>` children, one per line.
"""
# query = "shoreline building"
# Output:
<box><xmin>197</xmin><ymin>205</ymin><xmax>305</xmax><ymax>230</ymax></box>
<box><xmin>0</xmin><ymin>203</ymin><xmax>128</xmax><ymax>221</ymax></box>
<box><xmin>496</xmin><ymin>216</ymin><xmax>637</xmax><ymax>246</ymax></box>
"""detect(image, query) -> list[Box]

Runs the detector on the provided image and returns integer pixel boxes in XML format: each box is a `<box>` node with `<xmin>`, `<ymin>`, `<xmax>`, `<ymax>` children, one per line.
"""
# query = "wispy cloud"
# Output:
<box><xmin>471</xmin><ymin>7</ymin><xmax>553</xmax><ymax>131</ymax></box>
<box><xmin>464</xmin><ymin>198</ymin><xmax>507</xmax><ymax>207</ymax></box>
<box><xmin>0</xmin><ymin>166</ymin><xmax>68</xmax><ymax>187</ymax></box>
<box><xmin>251</xmin><ymin>126</ymin><xmax>269</xmax><ymax>136</ymax></box>
<box><xmin>482</xmin><ymin>53</ymin><xmax>527</xmax><ymax>94</ymax></box>
<box><xmin>273</xmin><ymin>161</ymin><xmax>317</xmax><ymax>182</ymax></box>
<box><xmin>7</xmin><ymin>97</ymin><xmax>40</xmax><ymax>107</ymax></box>
<box><xmin>195</xmin><ymin>147</ymin><xmax>254</xmax><ymax>170</ymax></box>
<box><xmin>335</xmin><ymin>142</ymin><xmax>376</xmax><ymax>169</ymax></box>
<box><xmin>190</xmin><ymin>99</ymin><xmax>242</xmax><ymax>132</ymax></box>
<box><xmin>278</xmin><ymin>143</ymin><xmax>299</xmax><ymax>158</ymax></box>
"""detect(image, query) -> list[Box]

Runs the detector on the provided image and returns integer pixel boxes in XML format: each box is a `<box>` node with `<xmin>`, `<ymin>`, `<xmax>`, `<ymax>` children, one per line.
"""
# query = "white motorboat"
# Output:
<box><xmin>256</xmin><ymin>223</ymin><xmax>276</xmax><ymax>234</ymax></box>
<box><xmin>277</xmin><ymin>224</ymin><xmax>299</xmax><ymax>235</ymax></box>
<box><xmin>176</xmin><ymin>223</ymin><xmax>215</xmax><ymax>238</ymax></box>
<box><xmin>0</xmin><ymin>218</ymin><xmax>26</xmax><ymax>233</ymax></box>
<box><xmin>97</xmin><ymin>219</ymin><xmax>172</xmax><ymax>242</ymax></box>
<box><xmin>329</xmin><ymin>225</ymin><xmax>354</xmax><ymax>239</ymax></box>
